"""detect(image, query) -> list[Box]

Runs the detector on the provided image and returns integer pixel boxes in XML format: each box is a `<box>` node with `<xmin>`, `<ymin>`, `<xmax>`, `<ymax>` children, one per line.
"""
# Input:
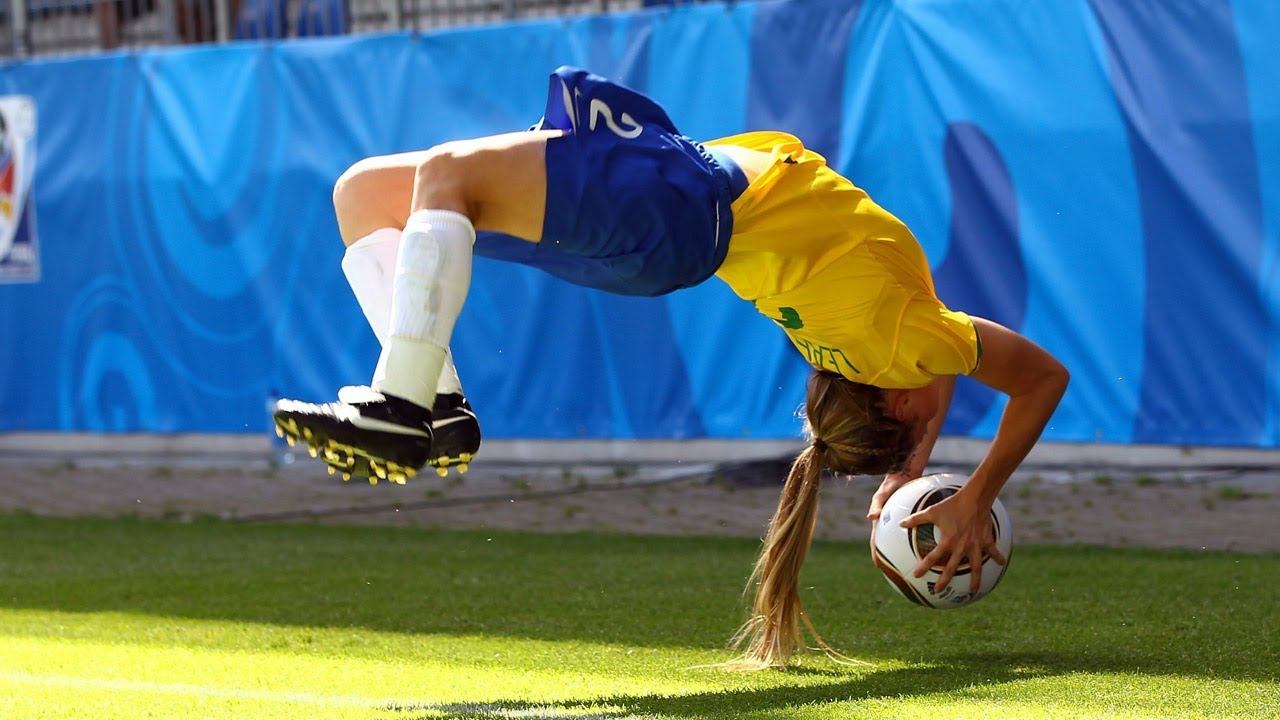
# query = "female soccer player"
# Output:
<box><xmin>274</xmin><ymin>67</ymin><xmax>1069</xmax><ymax>669</ymax></box>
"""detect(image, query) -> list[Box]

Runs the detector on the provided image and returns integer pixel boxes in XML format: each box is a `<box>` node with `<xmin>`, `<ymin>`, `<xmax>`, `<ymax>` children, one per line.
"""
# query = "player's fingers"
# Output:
<box><xmin>898</xmin><ymin>508</ymin><xmax>931</xmax><ymax>529</ymax></box>
<box><xmin>871</xmin><ymin>474</ymin><xmax>917</xmax><ymax>520</ymax></box>
<box><xmin>935</xmin><ymin>551</ymin><xmax>962</xmax><ymax>593</ymax></box>
<box><xmin>986</xmin><ymin>541</ymin><xmax>1007</xmax><ymax>567</ymax></box>
<box><xmin>867</xmin><ymin>486</ymin><xmax>895</xmax><ymax>520</ymax></box>
<box><xmin>968</xmin><ymin>543</ymin><xmax>984</xmax><ymax>594</ymax></box>
<box><xmin>912</xmin><ymin>543</ymin><xmax>947</xmax><ymax>578</ymax></box>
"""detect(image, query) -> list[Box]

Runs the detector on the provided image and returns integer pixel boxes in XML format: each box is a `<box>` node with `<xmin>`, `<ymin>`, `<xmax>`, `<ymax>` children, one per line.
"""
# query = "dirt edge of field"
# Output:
<box><xmin>2</xmin><ymin>436</ymin><xmax>1277</xmax><ymax>554</ymax></box>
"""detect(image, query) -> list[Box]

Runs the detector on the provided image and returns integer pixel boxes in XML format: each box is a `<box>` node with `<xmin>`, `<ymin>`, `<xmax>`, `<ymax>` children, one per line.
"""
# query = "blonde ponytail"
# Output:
<box><xmin>727</xmin><ymin>443</ymin><xmax>827</xmax><ymax>669</ymax></box>
<box><xmin>724</xmin><ymin>370</ymin><xmax>914</xmax><ymax>670</ymax></box>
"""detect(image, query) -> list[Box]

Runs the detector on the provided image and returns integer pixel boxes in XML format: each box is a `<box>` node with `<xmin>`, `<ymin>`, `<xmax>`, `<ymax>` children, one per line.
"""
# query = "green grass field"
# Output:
<box><xmin>0</xmin><ymin>514</ymin><xmax>1276</xmax><ymax>719</ymax></box>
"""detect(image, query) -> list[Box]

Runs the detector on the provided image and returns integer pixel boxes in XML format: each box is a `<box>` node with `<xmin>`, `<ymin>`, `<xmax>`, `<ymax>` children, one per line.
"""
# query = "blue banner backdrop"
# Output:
<box><xmin>0</xmin><ymin>0</ymin><xmax>1277</xmax><ymax>446</ymax></box>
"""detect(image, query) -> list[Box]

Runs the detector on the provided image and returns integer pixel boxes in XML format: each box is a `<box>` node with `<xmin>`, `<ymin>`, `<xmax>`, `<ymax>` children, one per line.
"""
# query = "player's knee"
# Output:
<box><xmin>332</xmin><ymin>157</ymin><xmax>376</xmax><ymax>227</ymax></box>
<box><xmin>413</xmin><ymin>142</ymin><xmax>476</xmax><ymax>215</ymax></box>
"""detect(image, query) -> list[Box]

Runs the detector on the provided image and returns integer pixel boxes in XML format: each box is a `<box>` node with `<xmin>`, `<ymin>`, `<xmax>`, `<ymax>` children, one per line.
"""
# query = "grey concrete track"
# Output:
<box><xmin>1</xmin><ymin>434</ymin><xmax>1277</xmax><ymax>552</ymax></box>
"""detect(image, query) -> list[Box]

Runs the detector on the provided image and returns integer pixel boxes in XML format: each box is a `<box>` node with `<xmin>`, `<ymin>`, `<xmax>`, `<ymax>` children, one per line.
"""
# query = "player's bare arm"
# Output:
<box><xmin>900</xmin><ymin>317</ymin><xmax>1069</xmax><ymax>592</ymax></box>
<box><xmin>867</xmin><ymin>374</ymin><xmax>957</xmax><ymax>521</ymax></box>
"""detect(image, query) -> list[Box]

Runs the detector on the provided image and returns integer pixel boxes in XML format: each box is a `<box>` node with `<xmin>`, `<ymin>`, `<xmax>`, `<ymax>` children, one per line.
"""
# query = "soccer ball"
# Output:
<box><xmin>871</xmin><ymin>473</ymin><xmax>1012</xmax><ymax>609</ymax></box>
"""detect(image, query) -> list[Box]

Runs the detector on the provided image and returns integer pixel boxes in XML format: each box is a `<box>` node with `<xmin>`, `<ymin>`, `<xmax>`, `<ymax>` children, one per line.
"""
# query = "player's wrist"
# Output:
<box><xmin>954</xmin><ymin>473</ymin><xmax>1001</xmax><ymax>509</ymax></box>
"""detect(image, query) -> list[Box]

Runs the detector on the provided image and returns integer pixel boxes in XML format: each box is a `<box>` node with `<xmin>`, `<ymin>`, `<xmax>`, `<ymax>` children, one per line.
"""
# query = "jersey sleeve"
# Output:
<box><xmin>892</xmin><ymin>299</ymin><xmax>982</xmax><ymax>385</ymax></box>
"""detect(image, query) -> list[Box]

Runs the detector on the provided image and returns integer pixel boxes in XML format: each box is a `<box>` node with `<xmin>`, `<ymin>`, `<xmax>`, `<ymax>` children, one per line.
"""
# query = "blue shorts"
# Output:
<box><xmin>473</xmin><ymin>67</ymin><xmax>747</xmax><ymax>297</ymax></box>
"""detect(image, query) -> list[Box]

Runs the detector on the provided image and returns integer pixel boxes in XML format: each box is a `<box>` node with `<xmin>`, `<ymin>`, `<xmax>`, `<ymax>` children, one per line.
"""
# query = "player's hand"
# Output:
<box><xmin>899</xmin><ymin>491</ymin><xmax>1007</xmax><ymax>594</ymax></box>
<box><xmin>867</xmin><ymin>471</ymin><xmax>915</xmax><ymax>521</ymax></box>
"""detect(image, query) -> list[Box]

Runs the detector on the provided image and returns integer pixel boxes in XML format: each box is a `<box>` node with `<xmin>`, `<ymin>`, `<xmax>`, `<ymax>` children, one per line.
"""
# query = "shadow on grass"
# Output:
<box><xmin>3</xmin><ymin>515</ymin><xmax>1278</xmax><ymax>686</ymax></box>
<box><xmin>388</xmin><ymin>663</ymin><xmax>1041</xmax><ymax>719</ymax></box>
<box><xmin>397</xmin><ymin>649</ymin><xmax>1280</xmax><ymax>719</ymax></box>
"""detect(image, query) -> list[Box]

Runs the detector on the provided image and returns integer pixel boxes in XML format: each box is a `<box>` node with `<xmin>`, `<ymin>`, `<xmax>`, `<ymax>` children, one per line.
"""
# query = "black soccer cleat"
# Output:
<box><xmin>333</xmin><ymin>386</ymin><xmax>482</xmax><ymax>477</ymax></box>
<box><xmin>426</xmin><ymin>392</ymin><xmax>482</xmax><ymax>476</ymax></box>
<box><xmin>273</xmin><ymin>387</ymin><xmax>433</xmax><ymax>485</ymax></box>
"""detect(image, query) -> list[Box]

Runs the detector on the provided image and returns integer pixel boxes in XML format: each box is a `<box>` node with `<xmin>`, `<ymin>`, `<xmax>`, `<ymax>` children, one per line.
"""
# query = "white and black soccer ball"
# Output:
<box><xmin>871</xmin><ymin>473</ymin><xmax>1012</xmax><ymax>609</ymax></box>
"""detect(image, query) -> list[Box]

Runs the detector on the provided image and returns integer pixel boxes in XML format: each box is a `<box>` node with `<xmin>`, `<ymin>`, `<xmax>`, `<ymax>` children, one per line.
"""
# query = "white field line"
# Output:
<box><xmin>0</xmin><ymin>669</ymin><xmax>419</xmax><ymax>708</ymax></box>
<box><xmin>0</xmin><ymin>670</ymin><xmax>634</xmax><ymax>718</ymax></box>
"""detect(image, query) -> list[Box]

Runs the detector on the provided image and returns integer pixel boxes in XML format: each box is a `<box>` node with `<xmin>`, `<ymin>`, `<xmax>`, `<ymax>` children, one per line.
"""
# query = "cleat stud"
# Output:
<box><xmin>405</xmin><ymin>467</ymin><xmax>417</xmax><ymax>478</ymax></box>
<box><xmin>390</xmin><ymin>473</ymin><xmax>407</xmax><ymax>485</ymax></box>
<box><xmin>436</xmin><ymin>467</ymin><xmax>448</xmax><ymax>477</ymax></box>
<box><xmin>342</xmin><ymin>473</ymin><xmax>351</xmax><ymax>482</ymax></box>
<box><xmin>460</xmin><ymin>453</ymin><xmax>472</xmax><ymax>462</ymax></box>
<box><xmin>285</xmin><ymin>435</ymin><xmax>297</xmax><ymax>447</ymax></box>
<box><xmin>308</xmin><ymin>446</ymin><xmax>318</xmax><ymax>458</ymax></box>
<box><xmin>274</xmin><ymin>426</ymin><xmax>284</xmax><ymax>438</ymax></box>
<box><xmin>457</xmin><ymin>463</ymin><xmax>469</xmax><ymax>475</ymax></box>
<box><xmin>368</xmin><ymin>476</ymin><xmax>378</xmax><ymax>485</ymax></box>
<box><xmin>327</xmin><ymin>465</ymin><xmax>336</xmax><ymax>476</ymax></box>
<box><xmin>302</xmin><ymin>428</ymin><xmax>313</xmax><ymax>440</ymax></box>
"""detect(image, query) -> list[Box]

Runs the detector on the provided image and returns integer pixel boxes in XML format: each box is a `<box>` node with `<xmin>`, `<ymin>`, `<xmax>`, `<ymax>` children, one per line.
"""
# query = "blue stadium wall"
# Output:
<box><xmin>1</xmin><ymin>0</ymin><xmax>1278</xmax><ymax>446</ymax></box>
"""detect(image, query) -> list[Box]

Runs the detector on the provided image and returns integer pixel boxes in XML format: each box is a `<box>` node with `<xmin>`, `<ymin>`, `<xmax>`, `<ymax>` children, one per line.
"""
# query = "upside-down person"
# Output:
<box><xmin>274</xmin><ymin>67</ymin><xmax>1069</xmax><ymax>669</ymax></box>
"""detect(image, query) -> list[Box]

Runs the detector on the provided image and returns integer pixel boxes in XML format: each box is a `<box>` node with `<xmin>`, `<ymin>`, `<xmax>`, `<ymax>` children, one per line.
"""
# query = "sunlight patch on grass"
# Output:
<box><xmin>0</xmin><ymin>609</ymin><xmax>867</xmax><ymax>720</ymax></box>
<box><xmin>0</xmin><ymin>622</ymin><xmax>754</xmax><ymax>702</ymax></box>
<box><xmin>0</xmin><ymin>607</ymin><xmax>738</xmax><ymax>678</ymax></box>
<box><xmin>1</xmin><ymin>516</ymin><xmax>1277</xmax><ymax>720</ymax></box>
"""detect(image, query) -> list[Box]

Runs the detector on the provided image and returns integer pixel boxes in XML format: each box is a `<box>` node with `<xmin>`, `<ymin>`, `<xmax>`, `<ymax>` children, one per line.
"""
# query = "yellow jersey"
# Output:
<box><xmin>707</xmin><ymin>131</ymin><xmax>981</xmax><ymax>389</ymax></box>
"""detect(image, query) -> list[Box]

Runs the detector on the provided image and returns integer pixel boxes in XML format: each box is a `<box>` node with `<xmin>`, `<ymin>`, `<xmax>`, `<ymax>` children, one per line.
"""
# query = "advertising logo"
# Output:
<box><xmin>0</xmin><ymin>96</ymin><xmax>38</xmax><ymax>283</ymax></box>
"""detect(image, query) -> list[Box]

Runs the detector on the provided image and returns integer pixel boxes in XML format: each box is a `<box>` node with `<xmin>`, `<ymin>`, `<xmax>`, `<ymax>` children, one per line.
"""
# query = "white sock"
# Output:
<box><xmin>437</xmin><ymin>348</ymin><xmax>464</xmax><ymax>396</ymax></box>
<box><xmin>342</xmin><ymin>228</ymin><xmax>465</xmax><ymax>396</ymax></box>
<box><xmin>371</xmin><ymin>210</ymin><xmax>475</xmax><ymax>408</ymax></box>
<box><xmin>341</xmin><ymin>228</ymin><xmax>399</xmax><ymax>345</ymax></box>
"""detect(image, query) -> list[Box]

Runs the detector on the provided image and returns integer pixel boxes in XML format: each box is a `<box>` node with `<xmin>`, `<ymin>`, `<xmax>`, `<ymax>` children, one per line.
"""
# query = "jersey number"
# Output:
<box><xmin>588</xmin><ymin>98</ymin><xmax>643</xmax><ymax>139</ymax></box>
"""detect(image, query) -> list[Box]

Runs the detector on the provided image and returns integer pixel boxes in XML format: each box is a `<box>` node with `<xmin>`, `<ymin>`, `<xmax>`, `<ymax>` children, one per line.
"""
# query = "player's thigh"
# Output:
<box><xmin>333</xmin><ymin>130</ymin><xmax>558</xmax><ymax>245</ymax></box>
<box><xmin>424</xmin><ymin>129</ymin><xmax>556</xmax><ymax>243</ymax></box>
<box><xmin>333</xmin><ymin>150</ymin><xmax>428</xmax><ymax>244</ymax></box>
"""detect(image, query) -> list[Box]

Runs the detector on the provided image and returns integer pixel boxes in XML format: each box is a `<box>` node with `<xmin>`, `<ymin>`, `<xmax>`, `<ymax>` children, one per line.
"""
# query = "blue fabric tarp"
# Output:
<box><xmin>0</xmin><ymin>0</ymin><xmax>1277</xmax><ymax>446</ymax></box>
